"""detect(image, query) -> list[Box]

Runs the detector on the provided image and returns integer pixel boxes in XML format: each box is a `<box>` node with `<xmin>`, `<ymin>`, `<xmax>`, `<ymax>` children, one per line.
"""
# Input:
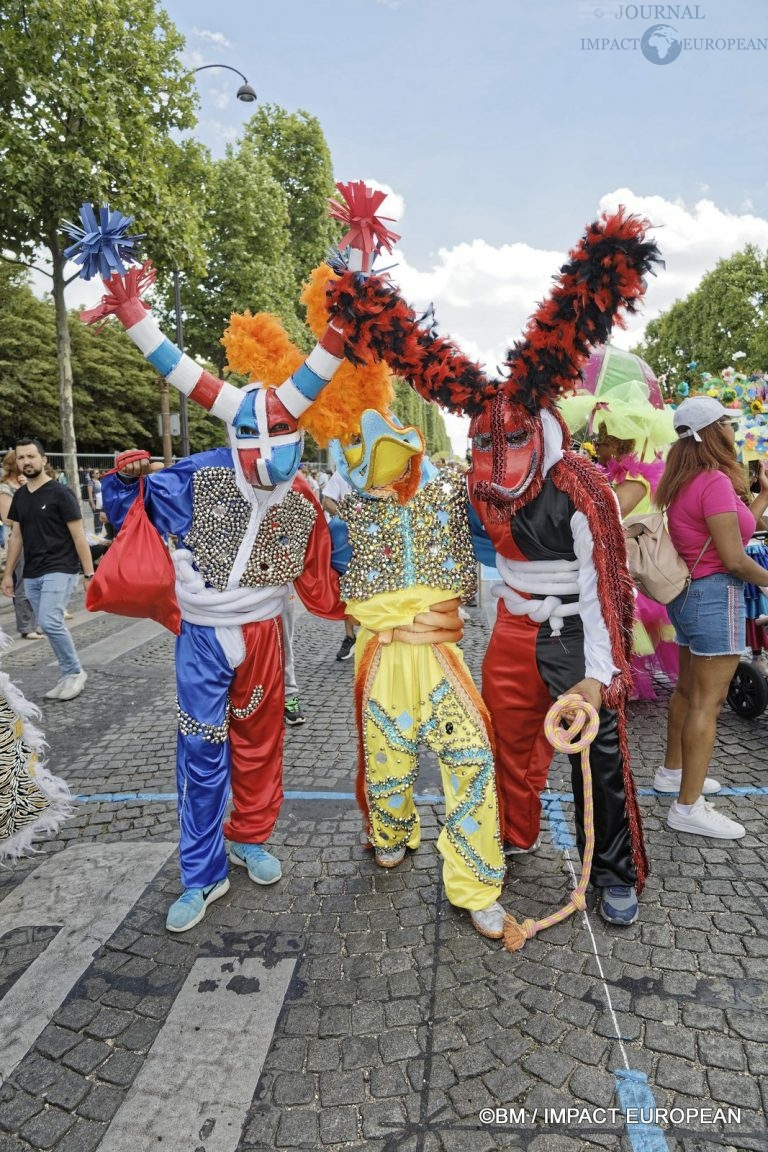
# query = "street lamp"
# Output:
<box><xmin>175</xmin><ymin>63</ymin><xmax>257</xmax><ymax>457</ymax></box>
<box><xmin>191</xmin><ymin>63</ymin><xmax>257</xmax><ymax>104</ymax></box>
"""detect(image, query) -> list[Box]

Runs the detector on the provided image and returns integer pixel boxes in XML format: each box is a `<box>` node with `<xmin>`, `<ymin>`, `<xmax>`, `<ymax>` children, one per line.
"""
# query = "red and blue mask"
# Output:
<box><xmin>232</xmin><ymin>386</ymin><xmax>304</xmax><ymax>489</ymax></box>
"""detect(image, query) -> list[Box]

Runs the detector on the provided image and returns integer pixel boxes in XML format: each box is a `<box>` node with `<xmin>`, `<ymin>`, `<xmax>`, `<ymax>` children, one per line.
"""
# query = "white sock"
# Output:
<box><xmin>660</xmin><ymin>766</ymin><xmax>682</xmax><ymax>776</ymax></box>
<box><xmin>674</xmin><ymin>801</ymin><xmax>695</xmax><ymax>814</ymax></box>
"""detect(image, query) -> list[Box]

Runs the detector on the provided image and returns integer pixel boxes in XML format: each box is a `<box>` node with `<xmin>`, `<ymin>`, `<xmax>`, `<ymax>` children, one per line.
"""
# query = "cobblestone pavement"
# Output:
<box><xmin>0</xmin><ymin>588</ymin><xmax>766</xmax><ymax>1152</ymax></box>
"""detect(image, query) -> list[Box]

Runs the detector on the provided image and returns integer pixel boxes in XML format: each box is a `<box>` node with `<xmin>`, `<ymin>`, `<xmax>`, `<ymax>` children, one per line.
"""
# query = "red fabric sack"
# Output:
<box><xmin>85</xmin><ymin>475</ymin><xmax>181</xmax><ymax>634</ymax></box>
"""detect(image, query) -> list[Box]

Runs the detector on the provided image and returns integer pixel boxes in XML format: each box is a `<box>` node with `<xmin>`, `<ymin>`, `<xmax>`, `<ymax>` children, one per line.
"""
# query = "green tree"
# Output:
<box><xmin>173</xmin><ymin>147</ymin><xmax>301</xmax><ymax>375</ymax></box>
<box><xmin>241</xmin><ymin>105</ymin><xmax>339</xmax><ymax>291</ymax></box>
<box><xmin>0</xmin><ymin>263</ymin><xmax>60</xmax><ymax>444</ymax></box>
<box><xmin>0</xmin><ymin>0</ymin><xmax>208</xmax><ymax>487</ymax></box>
<box><xmin>634</xmin><ymin>246</ymin><xmax>768</xmax><ymax>395</ymax></box>
<box><xmin>0</xmin><ymin>262</ymin><xmax>224</xmax><ymax>454</ymax></box>
<box><xmin>391</xmin><ymin>378</ymin><xmax>451</xmax><ymax>457</ymax></box>
<box><xmin>174</xmin><ymin>105</ymin><xmax>339</xmax><ymax>376</ymax></box>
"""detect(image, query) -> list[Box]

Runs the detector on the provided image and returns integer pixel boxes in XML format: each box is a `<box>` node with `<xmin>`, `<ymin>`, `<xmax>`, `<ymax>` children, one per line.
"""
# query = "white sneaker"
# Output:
<box><xmin>504</xmin><ymin>834</ymin><xmax>542</xmax><ymax>856</ymax></box>
<box><xmin>44</xmin><ymin>678</ymin><xmax>68</xmax><ymax>700</ymax></box>
<box><xmin>469</xmin><ymin>901</ymin><xmax>506</xmax><ymax>940</ymax></box>
<box><xmin>56</xmin><ymin>671</ymin><xmax>88</xmax><ymax>701</ymax></box>
<box><xmin>667</xmin><ymin>797</ymin><xmax>745</xmax><ymax>840</ymax></box>
<box><xmin>653</xmin><ymin>766</ymin><xmax>721</xmax><ymax>795</ymax></box>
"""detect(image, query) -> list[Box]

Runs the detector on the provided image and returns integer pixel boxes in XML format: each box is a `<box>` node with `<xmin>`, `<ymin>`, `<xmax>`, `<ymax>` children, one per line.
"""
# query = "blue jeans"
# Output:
<box><xmin>23</xmin><ymin>572</ymin><xmax>81</xmax><ymax>676</ymax></box>
<box><xmin>667</xmin><ymin>572</ymin><xmax>746</xmax><ymax>656</ymax></box>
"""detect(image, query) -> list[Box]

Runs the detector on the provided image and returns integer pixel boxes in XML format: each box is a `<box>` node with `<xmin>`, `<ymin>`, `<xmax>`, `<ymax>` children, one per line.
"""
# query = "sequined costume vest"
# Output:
<box><xmin>184</xmin><ymin>467</ymin><xmax>317</xmax><ymax>591</ymax></box>
<box><xmin>338</xmin><ymin>469</ymin><xmax>476</xmax><ymax>602</ymax></box>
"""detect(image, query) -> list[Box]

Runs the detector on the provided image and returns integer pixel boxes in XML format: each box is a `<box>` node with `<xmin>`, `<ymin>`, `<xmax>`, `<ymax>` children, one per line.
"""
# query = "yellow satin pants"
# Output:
<box><xmin>357</xmin><ymin>633</ymin><xmax>505</xmax><ymax>911</ymax></box>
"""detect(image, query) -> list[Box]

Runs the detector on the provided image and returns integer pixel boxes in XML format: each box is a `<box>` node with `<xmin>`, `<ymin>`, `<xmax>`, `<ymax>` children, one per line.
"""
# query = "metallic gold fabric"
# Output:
<box><xmin>339</xmin><ymin>470</ymin><xmax>476</xmax><ymax>603</ymax></box>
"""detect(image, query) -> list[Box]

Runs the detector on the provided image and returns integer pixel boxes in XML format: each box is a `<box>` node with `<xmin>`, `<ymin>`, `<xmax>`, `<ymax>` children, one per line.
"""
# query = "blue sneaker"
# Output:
<box><xmin>229</xmin><ymin>842</ymin><xmax>282</xmax><ymax>885</ymax></box>
<box><xmin>599</xmin><ymin>884</ymin><xmax>639</xmax><ymax>926</ymax></box>
<box><xmin>165</xmin><ymin>877</ymin><xmax>230</xmax><ymax>933</ymax></box>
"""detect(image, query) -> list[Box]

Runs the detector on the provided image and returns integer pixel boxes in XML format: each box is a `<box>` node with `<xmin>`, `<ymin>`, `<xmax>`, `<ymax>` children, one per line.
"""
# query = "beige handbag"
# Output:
<box><xmin>624</xmin><ymin>513</ymin><xmax>709</xmax><ymax>605</ymax></box>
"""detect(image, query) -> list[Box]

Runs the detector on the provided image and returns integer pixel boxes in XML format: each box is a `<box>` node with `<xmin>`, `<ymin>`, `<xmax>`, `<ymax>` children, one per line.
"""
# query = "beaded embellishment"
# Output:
<box><xmin>339</xmin><ymin>469</ymin><xmax>476</xmax><ymax>601</ymax></box>
<box><xmin>184</xmin><ymin>468</ymin><xmax>317</xmax><ymax>590</ymax></box>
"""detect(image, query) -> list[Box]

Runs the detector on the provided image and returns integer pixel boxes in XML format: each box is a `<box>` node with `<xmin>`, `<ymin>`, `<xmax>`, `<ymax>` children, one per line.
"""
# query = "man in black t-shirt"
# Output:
<box><xmin>1</xmin><ymin>439</ymin><xmax>95</xmax><ymax>701</ymax></box>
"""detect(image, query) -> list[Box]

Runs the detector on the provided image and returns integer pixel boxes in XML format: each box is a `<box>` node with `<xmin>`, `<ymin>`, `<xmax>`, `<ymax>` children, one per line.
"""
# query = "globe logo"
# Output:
<box><xmin>641</xmin><ymin>24</ymin><xmax>682</xmax><ymax>65</ymax></box>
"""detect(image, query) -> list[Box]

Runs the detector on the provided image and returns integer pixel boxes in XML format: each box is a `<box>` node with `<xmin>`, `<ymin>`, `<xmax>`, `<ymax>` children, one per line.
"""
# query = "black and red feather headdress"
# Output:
<box><xmin>326</xmin><ymin>208</ymin><xmax>662</xmax><ymax>417</ymax></box>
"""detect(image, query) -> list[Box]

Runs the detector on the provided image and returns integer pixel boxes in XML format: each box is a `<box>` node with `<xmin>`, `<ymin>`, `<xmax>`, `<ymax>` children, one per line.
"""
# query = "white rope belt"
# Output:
<box><xmin>493</xmin><ymin>557</ymin><xmax>581</xmax><ymax>637</ymax></box>
<box><xmin>173</xmin><ymin>548</ymin><xmax>285</xmax><ymax>628</ymax></box>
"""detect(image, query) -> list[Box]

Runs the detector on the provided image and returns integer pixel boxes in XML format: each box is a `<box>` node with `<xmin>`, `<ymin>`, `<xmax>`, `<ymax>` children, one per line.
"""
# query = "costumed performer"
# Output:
<box><xmin>0</xmin><ymin>627</ymin><xmax>71</xmax><ymax>859</ymax></box>
<box><xmin>223</xmin><ymin>181</ymin><xmax>507</xmax><ymax>940</ymax></box>
<box><xmin>325</xmin><ymin>208</ymin><xmax>660</xmax><ymax>925</ymax></box>
<box><xmin>64</xmin><ymin>204</ymin><xmax>350</xmax><ymax>933</ymax></box>
<box><xmin>558</xmin><ymin>353</ymin><xmax>679</xmax><ymax>702</ymax></box>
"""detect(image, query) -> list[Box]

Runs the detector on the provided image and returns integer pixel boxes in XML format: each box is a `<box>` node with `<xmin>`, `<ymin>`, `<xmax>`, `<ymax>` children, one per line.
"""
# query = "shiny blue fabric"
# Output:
<box><xmin>468</xmin><ymin>502</ymin><xmax>497</xmax><ymax>568</ymax></box>
<box><xmin>328</xmin><ymin>516</ymin><xmax>352</xmax><ymax>575</ymax></box>
<box><xmin>175</xmin><ymin>621</ymin><xmax>234</xmax><ymax>888</ymax></box>
<box><xmin>102</xmin><ymin>447</ymin><xmax>231</xmax><ymax>538</ymax></box>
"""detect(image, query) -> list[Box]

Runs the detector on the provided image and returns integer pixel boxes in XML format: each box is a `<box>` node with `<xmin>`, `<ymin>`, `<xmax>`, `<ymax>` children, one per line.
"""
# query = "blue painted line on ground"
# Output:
<box><xmin>74</xmin><ymin>790</ymin><xmax>447</xmax><ymax>804</ymax></box>
<box><xmin>698</xmin><ymin>785</ymin><xmax>768</xmax><ymax>795</ymax></box>
<box><xmin>75</xmin><ymin>792</ymin><xmax>178</xmax><ymax>803</ymax></box>
<box><xmin>74</xmin><ymin>785</ymin><xmax>768</xmax><ymax>805</ymax></box>
<box><xmin>560</xmin><ymin>786</ymin><xmax>768</xmax><ymax>802</ymax></box>
<box><xmin>542</xmin><ymin>795</ymin><xmax>575</xmax><ymax>849</ymax></box>
<box><xmin>614</xmin><ymin>1069</ymin><xmax>669</xmax><ymax>1152</ymax></box>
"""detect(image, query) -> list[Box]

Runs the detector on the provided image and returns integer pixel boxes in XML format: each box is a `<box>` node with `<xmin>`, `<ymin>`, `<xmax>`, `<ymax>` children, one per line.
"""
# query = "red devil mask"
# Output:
<box><xmin>468</xmin><ymin>394</ymin><xmax>546</xmax><ymax>523</ymax></box>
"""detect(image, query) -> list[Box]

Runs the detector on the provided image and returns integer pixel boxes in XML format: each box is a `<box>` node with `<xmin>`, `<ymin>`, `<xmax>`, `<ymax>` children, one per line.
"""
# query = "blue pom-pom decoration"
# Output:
<box><xmin>326</xmin><ymin>245</ymin><xmax>349</xmax><ymax>275</ymax></box>
<box><xmin>62</xmin><ymin>203</ymin><xmax>144</xmax><ymax>281</ymax></box>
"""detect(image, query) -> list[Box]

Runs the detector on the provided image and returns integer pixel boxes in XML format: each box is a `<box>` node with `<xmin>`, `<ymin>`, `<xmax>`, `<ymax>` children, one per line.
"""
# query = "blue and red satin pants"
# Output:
<box><xmin>175</xmin><ymin>617</ymin><xmax>284</xmax><ymax>888</ymax></box>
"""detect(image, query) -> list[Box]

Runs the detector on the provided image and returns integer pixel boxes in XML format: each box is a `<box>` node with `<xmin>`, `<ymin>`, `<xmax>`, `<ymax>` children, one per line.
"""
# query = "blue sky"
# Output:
<box><xmin>148</xmin><ymin>1</ymin><xmax>768</xmax><ymax>450</ymax></box>
<box><xmin>163</xmin><ymin>0</ymin><xmax>768</xmax><ymax>256</ymax></box>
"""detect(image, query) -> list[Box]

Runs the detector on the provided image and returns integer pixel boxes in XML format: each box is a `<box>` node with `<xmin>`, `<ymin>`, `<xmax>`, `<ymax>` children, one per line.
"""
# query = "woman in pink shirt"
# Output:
<box><xmin>654</xmin><ymin>396</ymin><xmax>768</xmax><ymax>840</ymax></box>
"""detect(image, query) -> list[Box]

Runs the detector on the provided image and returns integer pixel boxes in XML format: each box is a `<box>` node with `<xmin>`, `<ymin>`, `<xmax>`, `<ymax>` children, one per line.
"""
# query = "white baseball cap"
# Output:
<box><xmin>673</xmin><ymin>396</ymin><xmax>734</xmax><ymax>442</ymax></box>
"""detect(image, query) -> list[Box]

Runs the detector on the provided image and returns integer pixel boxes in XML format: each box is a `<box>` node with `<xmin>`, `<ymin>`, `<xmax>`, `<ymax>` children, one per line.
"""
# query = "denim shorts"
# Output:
<box><xmin>667</xmin><ymin>572</ymin><xmax>746</xmax><ymax>656</ymax></box>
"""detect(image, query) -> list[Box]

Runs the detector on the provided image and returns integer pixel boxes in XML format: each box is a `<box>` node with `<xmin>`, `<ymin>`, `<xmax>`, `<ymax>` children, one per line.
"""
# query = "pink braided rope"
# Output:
<box><xmin>503</xmin><ymin>695</ymin><xmax>600</xmax><ymax>952</ymax></box>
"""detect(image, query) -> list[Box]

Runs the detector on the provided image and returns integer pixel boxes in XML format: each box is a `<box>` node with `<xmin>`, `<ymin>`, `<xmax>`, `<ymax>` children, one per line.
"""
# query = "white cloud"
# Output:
<box><xmin>596</xmin><ymin>189</ymin><xmax>768</xmax><ymax>347</ymax></box>
<box><xmin>368</xmin><ymin>188</ymin><xmax>768</xmax><ymax>454</ymax></box>
<box><xmin>190</xmin><ymin>28</ymin><xmax>232</xmax><ymax>49</ymax></box>
<box><xmin>208</xmin><ymin>83</ymin><xmax>236</xmax><ymax>112</ymax></box>
<box><xmin>389</xmin><ymin>189</ymin><xmax>768</xmax><ymax>373</ymax></box>
<box><xmin>360</xmin><ymin>179</ymin><xmax>404</xmax><ymax>224</ymax></box>
<box><xmin>198</xmin><ymin>116</ymin><xmax>239</xmax><ymax>143</ymax></box>
<box><xmin>181</xmin><ymin>47</ymin><xmax>207</xmax><ymax>71</ymax></box>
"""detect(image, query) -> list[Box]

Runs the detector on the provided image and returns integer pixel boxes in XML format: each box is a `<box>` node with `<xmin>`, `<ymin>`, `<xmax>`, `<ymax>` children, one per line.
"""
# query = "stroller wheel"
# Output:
<box><xmin>727</xmin><ymin>661</ymin><xmax>768</xmax><ymax>719</ymax></box>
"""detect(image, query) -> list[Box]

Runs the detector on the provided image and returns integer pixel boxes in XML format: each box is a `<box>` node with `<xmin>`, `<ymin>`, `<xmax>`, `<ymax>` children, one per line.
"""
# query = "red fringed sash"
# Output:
<box><xmin>551</xmin><ymin>453</ymin><xmax>649</xmax><ymax>893</ymax></box>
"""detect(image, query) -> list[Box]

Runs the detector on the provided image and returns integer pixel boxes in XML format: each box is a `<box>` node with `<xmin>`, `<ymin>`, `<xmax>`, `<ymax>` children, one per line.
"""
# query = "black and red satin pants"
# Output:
<box><xmin>482</xmin><ymin>600</ymin><xmax>635</xmax><ymax>888</ymax></box>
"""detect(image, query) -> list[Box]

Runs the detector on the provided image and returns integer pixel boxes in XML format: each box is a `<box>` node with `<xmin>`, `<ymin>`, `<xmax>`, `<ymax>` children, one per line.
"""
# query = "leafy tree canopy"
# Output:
<box><xmin>169</xmin><ymin>104</ymin><xmax>340</xmax><ymax>375</ymax></box>
<box><xmin>633</xmin><ymin>246</ymin><xmax>768</xmax><ymax>397</ymax></box>
<box><xmin>241</xmin><ymin>105</ymin><xmax>340</xmax><ymax>283</ymax></box>
<box><xmin>0</xmin><ymin>263</ymin><xmax>225</xmax><ymax>453</ymax></box>
<box><xmin>391</xmin><ymin>378</ymin><xmax>452</xmax><ymax>458</ymax></box>
<box><xmin>0</xmin><ymin>0</ymin><xmax>212</xmax><ymax>484</ymax></box>
<box><xmin>0</xmin><ymin>0</ymin><xmax>209</xmax><ymax>274</ymax></box>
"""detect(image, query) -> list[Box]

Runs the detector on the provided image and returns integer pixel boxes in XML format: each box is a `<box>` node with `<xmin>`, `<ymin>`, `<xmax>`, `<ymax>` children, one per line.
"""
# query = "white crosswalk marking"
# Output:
<box><xmin>0</xmin><ymin>842</ymin><xmax>174</xmax><ymax>1080</ymax></box>
<box><xmin>98</xmin><ymin>956</ymin><xmax>295</xmax><ymax>1152</ymax></box>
